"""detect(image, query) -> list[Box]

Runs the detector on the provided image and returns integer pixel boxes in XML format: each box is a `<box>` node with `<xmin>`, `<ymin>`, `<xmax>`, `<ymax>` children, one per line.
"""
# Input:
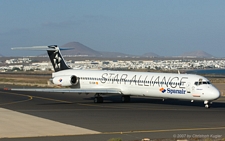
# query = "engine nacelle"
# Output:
<box><xmin>52</xmin><ymin>75</ymin><xmax>79</xmax><ymax>86</ymax></box>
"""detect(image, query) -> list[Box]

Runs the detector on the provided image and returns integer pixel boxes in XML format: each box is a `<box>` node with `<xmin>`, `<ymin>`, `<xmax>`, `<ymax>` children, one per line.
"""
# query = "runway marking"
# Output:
<box><xmin>101</xmin><ymin>126</ymin><xmax>225</xmax><ymax>135</ymax></box>
<box><xmin>77</xmin><ymin>103</ymin><xmax>215</xmax><ymax>111</ymax></box>
<box><xmin>0</xmin><ymin>96</ymin><xmax>32</xmax><ymax>106</ymax></box>
<box><xmin>1</xmin><ymin>90</ymin><xmax>170</xmax><ymax>110</ymax></box>
<box><xmin>78</xmin><ymin>103</ymin><xmax>126</xmax><ymax>109</ymax></box>
<box><xmin>1</xmin><ymin>91</ymin><xmax>180</xmax><ymax>111</ymax></box>
<box><xmin>1</xmin><ymin>91</ymin><xmax>225</xmax><ymax>138</ymax></box>
<box><xmin>1</xmin><ymin>91</ymin><xmax>225</xmax><ymax>111</ymax></box>
<box><xmin>78</xmin><ymin>103</ymin><xmax>183</xmax><ymax>110</ymax></box>
<box><xmin>0</xmin><ymin>91</ymin><xmax>73</xmax><ymax>104</ymax></box>
<box><xmin>0</xmin><ymin>92</ymin><xmax>33</xmax><ymax>106</ymax></box>
<box><xmin>77</xmin><ymin>103</ymin><xmax>172</xmax><ymax>109</ymax></box>
<box><xmin>31</xmin><ymin>95</ymin><xmax>73</xmax><ymax>104</ymax></box>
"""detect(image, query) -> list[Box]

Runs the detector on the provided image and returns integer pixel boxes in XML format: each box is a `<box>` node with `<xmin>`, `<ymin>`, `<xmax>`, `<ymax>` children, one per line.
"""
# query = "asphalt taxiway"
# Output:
<box><xmin>0</xmin><ymin>87</ymin><xmax>225</xmax><ymax>141</ymax></box>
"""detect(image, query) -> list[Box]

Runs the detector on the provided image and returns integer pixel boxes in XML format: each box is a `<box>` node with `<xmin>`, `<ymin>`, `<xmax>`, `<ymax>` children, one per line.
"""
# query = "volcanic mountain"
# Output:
<box><xmin>180</xmin><ymin>50</ymin><xmax>214</xmax><ymax>58</ymax></box>
<box><xmin>60</xmin><ymin>42</ymin><xmax>136</xmax><ymax>57</ymax></box>
<box><xmin>61</xmin><ymin>42</ymin><xmax>101</xmax><ymax>56</ymax></box>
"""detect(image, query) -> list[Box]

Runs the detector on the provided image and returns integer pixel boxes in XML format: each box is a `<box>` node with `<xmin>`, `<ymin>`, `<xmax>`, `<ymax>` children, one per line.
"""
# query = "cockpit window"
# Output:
<box><xmin>194</xmin><ymin>79</ymin><xmax>211</xmax><ymax>86</ymax></box>
<box><xmin>199</xmin><ymin>78</ymin><xmax>202</xmax><ymax>85</ymax></box>
<box><xmin>203</xmin><ymin>82</ymin><xmax>207</xmax><ymax>84</ymax></box>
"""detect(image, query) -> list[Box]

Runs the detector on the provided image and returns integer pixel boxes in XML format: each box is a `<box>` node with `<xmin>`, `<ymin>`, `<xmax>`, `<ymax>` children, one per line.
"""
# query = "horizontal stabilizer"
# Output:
<box><xmin>11</xmin><ymin>45</ymin><xmax>74</xmax><ymax>51</ymax></box>
<box><xmin>11</xmin><ymin>46</ymin><xmax>56</xmax><ymax>51</ymax></box>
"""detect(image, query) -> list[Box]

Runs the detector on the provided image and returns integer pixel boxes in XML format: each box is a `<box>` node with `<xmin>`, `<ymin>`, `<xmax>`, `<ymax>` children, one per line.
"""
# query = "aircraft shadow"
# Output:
<box><xmin>84</xmin><ymin>95</ymin><xmax>225</xmax><ymax>108</ymax></box>
<box><xmin>37</xmin><ymin>102</ymin><xmax>73</xmax><ymax>105</ymax></box>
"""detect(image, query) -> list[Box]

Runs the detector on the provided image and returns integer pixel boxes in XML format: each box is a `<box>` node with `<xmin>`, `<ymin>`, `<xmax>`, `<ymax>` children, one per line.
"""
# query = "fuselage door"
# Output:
<box><xmin>186</xmin><ymin>82</ymin><xmax>191</xmax><ymax>93</ymax></box>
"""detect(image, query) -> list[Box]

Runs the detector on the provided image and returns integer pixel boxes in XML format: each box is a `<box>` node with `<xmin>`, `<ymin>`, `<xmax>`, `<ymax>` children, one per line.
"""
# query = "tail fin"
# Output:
<box><xmin>46</xmin><ymin>45</ymin><xmax>71</xmax><ymax>72</ymax></box>
<box><xmin>12</xmin><ymin>45</ymin><xmax>71</xmax><ymax>72</ymax></box>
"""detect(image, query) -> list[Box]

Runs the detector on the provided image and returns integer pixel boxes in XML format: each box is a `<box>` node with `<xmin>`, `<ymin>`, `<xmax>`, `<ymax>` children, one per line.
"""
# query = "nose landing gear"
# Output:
<box><xmin>204</xmin><ymin>100</ymin><xmax>211</xmax><ymax>108</ymax></box>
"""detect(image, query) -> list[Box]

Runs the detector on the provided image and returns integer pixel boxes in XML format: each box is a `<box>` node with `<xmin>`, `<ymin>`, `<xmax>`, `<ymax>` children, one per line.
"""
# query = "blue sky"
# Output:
<box><xmin>0</xmin><ymin>0</ymin><xmax>225</xmax><ymax>57</ymax></box>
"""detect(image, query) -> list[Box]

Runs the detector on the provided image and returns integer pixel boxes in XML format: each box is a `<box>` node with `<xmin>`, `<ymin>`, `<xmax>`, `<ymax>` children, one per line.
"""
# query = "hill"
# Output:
<box><xmin>142</xmin><ymin>52</ymin><xmax>159</xmax><ymax>58</ymax></box>
<box><xmin>38</xmin><ymin>41</ymin><xmax>218</xmax><ymax>58</ymax></box>
<box><xmin>61</xmin><ymin>42</ymin><xmax>101</xmax><ymax>56</ymax></box>
<box><xmin>180</xmin><ymin>50</ymin><xmax>214</xmax><ymax>58</ymax></box>
<box><xmin>61</xmin><ymin>42</ymin><xmax>136</xmax><ymax>57</ymax></box>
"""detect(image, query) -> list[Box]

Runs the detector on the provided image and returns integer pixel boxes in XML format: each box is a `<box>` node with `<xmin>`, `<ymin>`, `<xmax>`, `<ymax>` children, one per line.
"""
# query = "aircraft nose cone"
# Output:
<box><xmin>212</xmin><ymin>87</ymin><xmax>221</xmax><ymax>100</ymax></box>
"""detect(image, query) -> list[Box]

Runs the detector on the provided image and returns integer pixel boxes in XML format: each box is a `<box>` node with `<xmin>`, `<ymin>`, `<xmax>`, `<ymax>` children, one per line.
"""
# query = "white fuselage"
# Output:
<box><xmin>53</xmin><ymin>69</ymin><xmax>221</xmax><ymax>101</ymax></box>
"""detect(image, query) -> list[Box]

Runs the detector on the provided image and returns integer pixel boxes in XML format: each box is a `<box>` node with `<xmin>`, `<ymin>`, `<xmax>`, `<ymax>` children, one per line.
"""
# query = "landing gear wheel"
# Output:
<box><xmin>94</xmin><ymin>95</ymin><xmax>103</xmax><ymax>103</ymax></box>
<box><xmin>121</xmin><ymin>95</ymin><xmax>130</xmax><ymax>103</ymax></box>
<box><xmin>94</xmin><ymin>97</ymin><xmax>98</xmax><ymax>103</ymax></box>
<box><xmin>204</xmin><ymin>100</ymin><xmax>211</xmax><ymax>108</ymax></box>
<box><xmin>205</xmin><ymin>104</ymin><xmax>210</xmax><ymax>108</ymax></box>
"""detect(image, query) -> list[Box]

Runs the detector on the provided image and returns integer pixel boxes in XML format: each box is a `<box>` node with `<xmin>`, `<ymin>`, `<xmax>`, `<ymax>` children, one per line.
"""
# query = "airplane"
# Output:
<box><xmin>8</xmin><ymin>45</ymin><xmax>220</xmax><ymax>108</ymax></box>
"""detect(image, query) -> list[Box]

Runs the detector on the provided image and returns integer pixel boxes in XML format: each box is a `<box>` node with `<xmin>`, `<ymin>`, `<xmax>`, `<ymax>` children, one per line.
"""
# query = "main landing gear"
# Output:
<box><xmin>94</xmin><ymin>94</ymin><xmax>131</xmax><ymax>103</ymax></box>
<box><xmin>121</xmin><ymin>95</ymin><xmax>130</xmax><ymax>103</ymax></box>
<box><xmin>204</xmin><ymin>100</ymin><xmax>212</xmax><ymax>108</ymax></box>
<box><xmin>94</xmin><ymin>94</ymin><xmax>103</xmax><ymax>103</ymax></box>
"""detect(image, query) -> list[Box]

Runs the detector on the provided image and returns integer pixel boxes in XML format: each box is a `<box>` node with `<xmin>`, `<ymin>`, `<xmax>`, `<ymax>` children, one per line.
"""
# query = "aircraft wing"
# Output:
<box><xmin>5</xmin><ymin>88</ymin><xmax>122</xmax><ymax>94</ymax></box>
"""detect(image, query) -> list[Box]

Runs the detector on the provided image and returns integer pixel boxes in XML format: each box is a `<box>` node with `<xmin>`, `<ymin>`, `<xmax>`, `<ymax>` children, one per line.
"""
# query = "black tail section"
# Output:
<box><xmin>11</xmin><ymin>45</ymin><xmax>71</xmax><ymax>72</ymax></box>
<box><xmin>47</xmin><ymin>45</ymin><xmax>71</xmax><ymax>72</ymax></box>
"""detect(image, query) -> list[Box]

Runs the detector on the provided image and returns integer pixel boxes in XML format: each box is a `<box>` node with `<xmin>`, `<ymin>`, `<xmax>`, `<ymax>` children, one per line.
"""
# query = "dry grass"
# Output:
<box><xmin>0</xmin><ymin>73</ymin><xmax>51</xmax><ymax>87</ymax></box>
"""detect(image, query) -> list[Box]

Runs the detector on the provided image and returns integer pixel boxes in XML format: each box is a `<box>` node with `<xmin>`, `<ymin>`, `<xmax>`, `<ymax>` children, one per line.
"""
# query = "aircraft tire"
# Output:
<box><xmin>94</xmin><ymin>97</ymin><xmax>103</xmax><ymax>103</ymax></box>
<box><xmin>205</xmin><ymin>104</ymin><xmax>210</xmax><ymax>108</ymax></box>
<box><xmin>121</xmin><ymin>95</ymin><xmax>130</xmax><ymax>103</ymax></box>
